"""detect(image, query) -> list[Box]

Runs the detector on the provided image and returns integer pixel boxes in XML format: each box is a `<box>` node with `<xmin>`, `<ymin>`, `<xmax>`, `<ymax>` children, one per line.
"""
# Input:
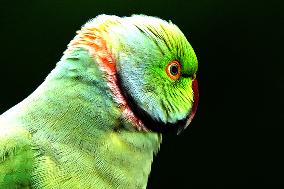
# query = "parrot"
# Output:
<box><xmin>0</xmin><ymin>14</ymin><xmax>199</xmax><ymax>189</ymax></box>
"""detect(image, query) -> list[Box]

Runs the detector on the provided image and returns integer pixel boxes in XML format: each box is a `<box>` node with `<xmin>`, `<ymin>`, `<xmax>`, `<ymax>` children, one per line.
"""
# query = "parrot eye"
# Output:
<box><xmin>166</xmin><ymin>60</ymin><xmax>181</xmax><ymax>80</ymax></box>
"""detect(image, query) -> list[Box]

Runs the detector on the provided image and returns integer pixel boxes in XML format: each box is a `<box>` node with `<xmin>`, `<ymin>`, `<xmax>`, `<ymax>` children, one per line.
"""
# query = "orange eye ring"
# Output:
<box><xmin>166</xmin><ymin>60</ymin><xmax>181</xmax><ymax>80</ymax></box>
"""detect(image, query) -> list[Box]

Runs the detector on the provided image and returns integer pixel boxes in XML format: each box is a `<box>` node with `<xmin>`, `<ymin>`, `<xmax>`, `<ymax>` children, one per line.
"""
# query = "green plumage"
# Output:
<box><xmin>0</xmin><ymin>15</ymin><xmax>198</xmax><ymax>189</ymax></box>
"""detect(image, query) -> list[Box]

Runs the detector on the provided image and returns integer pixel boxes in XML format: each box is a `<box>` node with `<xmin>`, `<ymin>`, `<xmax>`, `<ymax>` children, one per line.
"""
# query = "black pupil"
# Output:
<box><xmin>170</xmin><ymin>64</ymin><xmax>178</xmax><ymax>75</ymax></box>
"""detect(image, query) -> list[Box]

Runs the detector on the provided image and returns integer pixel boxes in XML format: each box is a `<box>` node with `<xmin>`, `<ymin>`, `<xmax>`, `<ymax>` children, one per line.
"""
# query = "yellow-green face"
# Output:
<box><xmin>109</xmin><ymin>15</ymin><xmax>199</xmax><ymax>133</ymax></box>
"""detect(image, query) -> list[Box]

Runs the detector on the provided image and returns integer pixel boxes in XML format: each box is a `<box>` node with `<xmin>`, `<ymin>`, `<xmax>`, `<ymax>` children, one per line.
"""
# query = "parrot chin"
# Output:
<box><xmin>117</xmin><ymin>74</ymin><xmax>199</xmax><ymax>134</ymax></box>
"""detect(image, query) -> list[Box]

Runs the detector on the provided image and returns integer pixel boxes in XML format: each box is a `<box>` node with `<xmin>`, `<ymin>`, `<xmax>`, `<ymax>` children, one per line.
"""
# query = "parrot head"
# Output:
<box><xmin>67</xmin><ymin>15</ymin><xmax>199</xmax><ymax>134</ymax></box>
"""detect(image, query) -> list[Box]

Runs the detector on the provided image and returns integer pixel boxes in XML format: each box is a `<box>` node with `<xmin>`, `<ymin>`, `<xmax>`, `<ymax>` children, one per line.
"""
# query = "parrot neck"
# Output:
<box><xmin>64</xmin><ymin>25</ymin><xmax>148</xmax><ymax>132</ymax></box>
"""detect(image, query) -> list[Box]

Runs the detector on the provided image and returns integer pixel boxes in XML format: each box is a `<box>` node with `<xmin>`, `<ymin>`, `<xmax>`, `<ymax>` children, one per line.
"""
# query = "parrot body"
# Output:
<box><xmin>0</xmin><ymin>15</ymin><xmax>198</xmax><ymax>189</ymax></box>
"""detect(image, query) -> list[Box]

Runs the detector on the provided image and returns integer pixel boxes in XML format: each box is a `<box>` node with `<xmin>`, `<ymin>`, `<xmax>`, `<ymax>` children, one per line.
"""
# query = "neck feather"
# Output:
<box><xmin>65</xmin><ymin>26</ymin><xmax>147</xmax><ymax>131</ymax></box>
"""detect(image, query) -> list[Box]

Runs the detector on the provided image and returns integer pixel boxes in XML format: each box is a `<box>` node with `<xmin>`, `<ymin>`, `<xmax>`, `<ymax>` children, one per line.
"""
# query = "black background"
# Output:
<box><xmin>0</xmin><ymin>0</ymin><xmax>283</xmax><ymax>188</ymax></box>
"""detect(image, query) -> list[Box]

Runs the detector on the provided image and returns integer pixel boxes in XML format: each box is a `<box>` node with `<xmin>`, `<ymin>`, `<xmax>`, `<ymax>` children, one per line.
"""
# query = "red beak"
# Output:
<box><xmin>177</xmin><ymin>78</ymin><xmax>199</xmax><ymax>134</ymax></box>
<box><xmin>186</xmin><ymin>79</ymin><xmax>199</xmax><ymax>127</ymax></box>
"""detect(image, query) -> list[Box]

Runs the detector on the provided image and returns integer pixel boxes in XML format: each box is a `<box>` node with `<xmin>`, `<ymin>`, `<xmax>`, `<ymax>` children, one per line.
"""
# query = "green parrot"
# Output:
<box><xmin>0</xmin><ymin>15</ymin><xmax>199</xmax><ymax>188</ymax></box>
